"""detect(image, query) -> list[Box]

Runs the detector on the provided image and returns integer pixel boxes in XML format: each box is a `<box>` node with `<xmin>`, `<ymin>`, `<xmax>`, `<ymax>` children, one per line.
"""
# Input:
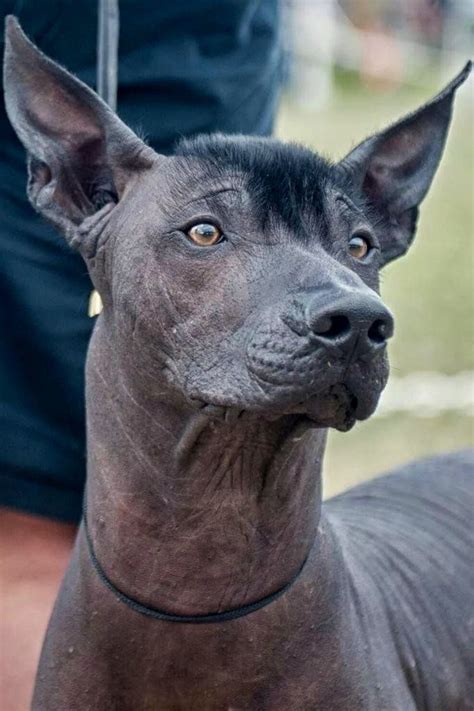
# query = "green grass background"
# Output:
<box><xmin>276</xmin><ymin>73</ymin><xmax>473</xmax><ymax>496</ymax></box>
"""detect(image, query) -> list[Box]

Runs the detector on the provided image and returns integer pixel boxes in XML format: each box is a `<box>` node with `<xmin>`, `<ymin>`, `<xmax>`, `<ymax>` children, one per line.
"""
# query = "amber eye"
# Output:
<box><xmin>348</xmin><ymin>233</ymin><xmax>371</xmax><ymax>260</ymax></box>
<box><xmin>187</xmin><ymin>223</ymin><xmax>223</xmax><ymax>246</ymax></box>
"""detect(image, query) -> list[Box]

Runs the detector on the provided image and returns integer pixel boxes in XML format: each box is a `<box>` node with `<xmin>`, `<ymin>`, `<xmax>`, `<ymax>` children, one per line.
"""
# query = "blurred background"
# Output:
<box><xmin>278</xmin><ymin>0</ymin><xmax>473</xmax><ymax>496</ymax></box>
<box><xmin>1</xmin><ymin>6</ymin><xmax>470</xmax><ymax>710</ymax></box>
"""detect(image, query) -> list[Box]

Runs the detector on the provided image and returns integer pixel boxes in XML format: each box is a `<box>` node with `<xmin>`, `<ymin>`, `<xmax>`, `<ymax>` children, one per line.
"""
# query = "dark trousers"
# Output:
<box><xmin>0</xmin><ymin>0</ymin><xmax>282</xmax><ymax>521</ymax></box>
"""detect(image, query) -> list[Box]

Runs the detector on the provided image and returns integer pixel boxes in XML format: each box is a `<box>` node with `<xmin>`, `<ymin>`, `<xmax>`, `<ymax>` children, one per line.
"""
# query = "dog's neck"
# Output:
<box><xmin>85</xmin><ymin>326</ymin><xmax>327</xmax><ymax>616</ymax></box>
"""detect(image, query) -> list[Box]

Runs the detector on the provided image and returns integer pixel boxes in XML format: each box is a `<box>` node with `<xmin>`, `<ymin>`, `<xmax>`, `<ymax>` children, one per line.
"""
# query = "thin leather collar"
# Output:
<box><xmin>83</xmin><ymin>503</ymin><xmax>308</xmax><ymax>624</ymax></box>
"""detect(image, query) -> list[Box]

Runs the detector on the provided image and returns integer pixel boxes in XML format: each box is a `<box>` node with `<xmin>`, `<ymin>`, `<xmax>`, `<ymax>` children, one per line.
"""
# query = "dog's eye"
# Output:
<box><xmin>187</xmin><ymin>223</ymin><xmax>223</xmax><ymax>246</ymax></box>
<box><xmin>348</xmin><ymin>233</ymin><xmax>371</xmax><ymax>260</ymax></box>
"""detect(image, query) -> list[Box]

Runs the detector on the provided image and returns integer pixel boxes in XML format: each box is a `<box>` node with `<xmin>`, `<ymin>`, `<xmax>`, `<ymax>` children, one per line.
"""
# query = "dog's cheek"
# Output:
<box><xmin>70</xmin><ymin>204</ymin><xmax>118</xmax><ymax>295</ymax></box>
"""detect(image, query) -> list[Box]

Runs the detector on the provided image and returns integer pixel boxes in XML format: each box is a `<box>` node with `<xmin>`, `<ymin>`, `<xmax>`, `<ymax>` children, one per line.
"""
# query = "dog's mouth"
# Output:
<box><xmin>285</xmin><ymin>383</ymin><xmax>358</xmax><ymax>432</ymax></box>
<box><xmin>186</xmin><ymin>349</ymin><xmax>387</xmax><ymax>431</ymax></box>
<box><xmin>191</xmin><ymin>383</ymin><xmax>360</xmax><ymax>432</ymax></box>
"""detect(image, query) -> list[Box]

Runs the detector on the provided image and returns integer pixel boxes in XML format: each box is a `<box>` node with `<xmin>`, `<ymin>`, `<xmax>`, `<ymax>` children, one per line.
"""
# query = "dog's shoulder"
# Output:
<box><xmin>324</xmin><ymin>449</ymin><xmax>473</xmax><ymax>564</ymax></box>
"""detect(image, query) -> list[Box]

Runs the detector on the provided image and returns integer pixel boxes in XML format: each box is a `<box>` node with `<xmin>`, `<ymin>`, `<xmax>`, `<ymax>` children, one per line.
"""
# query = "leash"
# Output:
<box><xmin>97</xmin><ymin>0</ymin><xmax>119</xmax><ymax>110</ymax></box>
<box><xmin>88</xmin><ymin>0</ymin><xmax>119</xmax><ymax>318</ymax></box>
<box><xmin>83</xmin><ymin>499</ymin><xmax>309</xmax><ymax>623</ymax></box>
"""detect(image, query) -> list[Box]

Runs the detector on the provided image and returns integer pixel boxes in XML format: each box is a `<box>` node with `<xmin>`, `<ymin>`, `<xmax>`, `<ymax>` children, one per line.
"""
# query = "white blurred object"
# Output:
<box><xmin>88</xmin><ymin>290</ymin><xmax>103</xmax><ymax>317</ymax></box>
<box><xmin>287</xmin><ymin>0</ymin><xmax>337</xmax><ymax>109</ymax></box>
<box><xmin>376</xmin><ymin>371</ymin><xmax>474</xmax><ymax>418</ymax></box>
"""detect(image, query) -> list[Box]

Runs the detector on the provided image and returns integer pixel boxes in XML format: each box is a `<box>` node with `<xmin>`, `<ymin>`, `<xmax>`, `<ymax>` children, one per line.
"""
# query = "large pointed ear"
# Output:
<box><xmin>3</xmin><ymin>16</ymin><xmax>155</xmax><ymax>246</ymax></box>
<box><xmin>339</xmin><ymin>62</ymin><xmax>471</xmax><ymax>265</ymax></box>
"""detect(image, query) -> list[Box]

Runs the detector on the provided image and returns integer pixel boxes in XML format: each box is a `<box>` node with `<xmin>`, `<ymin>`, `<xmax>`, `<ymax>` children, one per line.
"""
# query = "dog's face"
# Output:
<box><xmin>4</xmin><ymin>18</ymin><xmax>470</xmax><ymax>430</ymax></box>
<box><xmin>104</xmin><ymin>141</ymin><xmax>392</xmax><ymax>430</ymax></box>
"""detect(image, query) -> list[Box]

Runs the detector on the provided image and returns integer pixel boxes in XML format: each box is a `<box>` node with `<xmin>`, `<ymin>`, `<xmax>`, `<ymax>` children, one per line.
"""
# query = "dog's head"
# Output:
<box><xmin>4</xmin><ymin>18</ymin><xmax>471</xmax><ymax>431</ymax></box>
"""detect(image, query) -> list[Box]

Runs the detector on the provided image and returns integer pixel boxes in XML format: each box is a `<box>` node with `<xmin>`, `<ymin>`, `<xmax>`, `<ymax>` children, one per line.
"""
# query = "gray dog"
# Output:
<box><xmin>4</xmin><ymin>15</ymin><xmax>473</xmax><ymax>711</ymax></box>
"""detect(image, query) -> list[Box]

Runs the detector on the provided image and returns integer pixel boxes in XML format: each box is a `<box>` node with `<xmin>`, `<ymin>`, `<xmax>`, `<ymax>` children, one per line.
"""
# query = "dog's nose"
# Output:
<box><xmin>306</xmin><ymin>293</ymin><xmax>394</xmax><ymax>356</ymax></box>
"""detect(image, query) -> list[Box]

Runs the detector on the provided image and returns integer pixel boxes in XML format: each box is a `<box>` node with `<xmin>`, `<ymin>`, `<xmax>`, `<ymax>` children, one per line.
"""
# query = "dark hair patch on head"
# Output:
<box><xmin>176</xmin><ymin>134</ymin><xmax>336</xmax><ymax>239</ymax></box>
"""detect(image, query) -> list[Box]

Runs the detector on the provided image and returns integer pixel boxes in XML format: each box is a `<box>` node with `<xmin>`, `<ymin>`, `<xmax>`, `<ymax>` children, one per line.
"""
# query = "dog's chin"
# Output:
<box><xmin>280</xmin><ymin>383</ymin><xmax>359</xmax><ymax>432</ymax></box>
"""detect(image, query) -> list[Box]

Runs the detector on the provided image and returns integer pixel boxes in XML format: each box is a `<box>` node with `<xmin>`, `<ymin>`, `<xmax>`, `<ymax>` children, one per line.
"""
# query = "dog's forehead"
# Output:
<box><xmin>170</xmin><ymin>135</ymin><xmax>339</xmax><ymax>230</ymax></box>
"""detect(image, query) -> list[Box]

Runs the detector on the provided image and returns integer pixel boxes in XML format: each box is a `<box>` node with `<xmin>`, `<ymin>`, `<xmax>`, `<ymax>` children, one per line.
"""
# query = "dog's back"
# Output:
<box><xmin>325</xmin><ymin>450</ymin><xmax>474</xmax><ymax>709</ymax></box>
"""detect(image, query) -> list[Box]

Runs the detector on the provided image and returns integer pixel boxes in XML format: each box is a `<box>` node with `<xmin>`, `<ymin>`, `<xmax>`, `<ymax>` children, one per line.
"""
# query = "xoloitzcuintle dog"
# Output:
<box><xmin>3</xmin><ymin>16</ymin><xmax>473</xmax><ymax>711</ymax></box>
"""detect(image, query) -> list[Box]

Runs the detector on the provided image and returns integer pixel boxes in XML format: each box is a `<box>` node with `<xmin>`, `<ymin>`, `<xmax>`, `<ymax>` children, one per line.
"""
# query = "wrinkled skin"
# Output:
<box><xmin>96</xmin><ymin>150</ymin><xmax>389</xmax><ymax>429</ymax></box>
<box><xmin>3</xmin><ymin>18</ymin><xmax>473</xmax><ymax>711</ymax></box>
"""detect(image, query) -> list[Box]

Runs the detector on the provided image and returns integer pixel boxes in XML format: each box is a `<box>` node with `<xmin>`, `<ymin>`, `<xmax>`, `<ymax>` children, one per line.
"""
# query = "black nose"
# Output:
<box><xmin>306</xmin><ymin>293</ymin><xmax>394</xmax><ymax>356</ymax></box>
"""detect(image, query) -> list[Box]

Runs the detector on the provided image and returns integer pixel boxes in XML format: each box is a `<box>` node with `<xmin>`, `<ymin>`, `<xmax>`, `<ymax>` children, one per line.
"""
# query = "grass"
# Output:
<box><xmin>276</xmin><ymin>74</ymin><xmax>473</xmax><ymax>493</ymax></box>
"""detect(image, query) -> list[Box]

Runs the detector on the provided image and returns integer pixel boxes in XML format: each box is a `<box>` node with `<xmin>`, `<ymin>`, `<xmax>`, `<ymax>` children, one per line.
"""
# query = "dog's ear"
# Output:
<box><xmin>3</xmin><ymin>16</ymin><xmax>155</xmax><ymax>245</ymax></box>
<box><xmin>339</xmin><ymin>62</ymin><xmax>471</xmax><ymax>265</ymax></box>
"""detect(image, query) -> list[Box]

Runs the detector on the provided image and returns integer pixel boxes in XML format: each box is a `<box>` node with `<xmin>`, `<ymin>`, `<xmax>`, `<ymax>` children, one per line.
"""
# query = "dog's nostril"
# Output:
<box><xmin>313</xmin><ymin>314</ymin><xmax>351</xmax><ymax>340</ymax></box>
<box><xmin>368</xmin><ymin>318</ymin><xmax>392</xmax><ymax>344</ymax></box>
<box><xmin>303</xmin><ymin>292</ymin><xmax>393</xmax><ymax>354</ymax></box>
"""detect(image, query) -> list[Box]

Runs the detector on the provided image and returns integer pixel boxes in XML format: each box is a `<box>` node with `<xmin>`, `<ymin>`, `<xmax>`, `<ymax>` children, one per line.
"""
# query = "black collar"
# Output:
<box><xmin>83</xmin><ymin>504</ymin><xmax>308</xmax><ymax>624</ymax></box>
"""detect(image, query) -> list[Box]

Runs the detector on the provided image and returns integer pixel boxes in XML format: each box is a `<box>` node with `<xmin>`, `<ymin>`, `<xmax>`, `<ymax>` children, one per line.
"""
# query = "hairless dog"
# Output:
<box><xmin>3</xmin><ymin>17</ymin><xmax>473</xmax><ymax>711</ymax></box>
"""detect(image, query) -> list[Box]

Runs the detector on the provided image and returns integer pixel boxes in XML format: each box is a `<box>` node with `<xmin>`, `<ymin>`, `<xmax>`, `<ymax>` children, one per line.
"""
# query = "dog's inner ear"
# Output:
<box><xmin>3</xmin><ymin>17</ymin><xmax>154</xmax><ymax>243</ymax></box>
<box><xmin>339</xmin><ymin>62</ymin><xmax>471</xmax><ymax>264</ymax></box>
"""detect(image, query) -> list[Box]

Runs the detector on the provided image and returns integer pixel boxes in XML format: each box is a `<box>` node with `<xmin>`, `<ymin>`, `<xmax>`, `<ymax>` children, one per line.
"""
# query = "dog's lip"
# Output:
<box><xmin>189</xmin><ymin>400</ymin><xmax>246</xmax><ymax>424</ymax></box>
<box><xmin>189</xmin><ymin>383</ymin><xmax>359</xmax><ymax>430</ymax></box>
<box><xmin>287</xmin><ymin>384</ymin><xmax>358</xmax><ymax>432</ymax></box>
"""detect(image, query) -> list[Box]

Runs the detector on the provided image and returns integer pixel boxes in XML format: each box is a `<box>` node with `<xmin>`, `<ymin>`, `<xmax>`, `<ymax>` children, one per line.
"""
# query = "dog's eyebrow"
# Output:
<box><xmin>178</xmin><ymin>187</ymin><xmax>242</xmax><ymax>210</ymax></box>
<box><xmin>335</xmin><ymin>194</ymin><xmax>369</xmax><ymax>222</ymax></box>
